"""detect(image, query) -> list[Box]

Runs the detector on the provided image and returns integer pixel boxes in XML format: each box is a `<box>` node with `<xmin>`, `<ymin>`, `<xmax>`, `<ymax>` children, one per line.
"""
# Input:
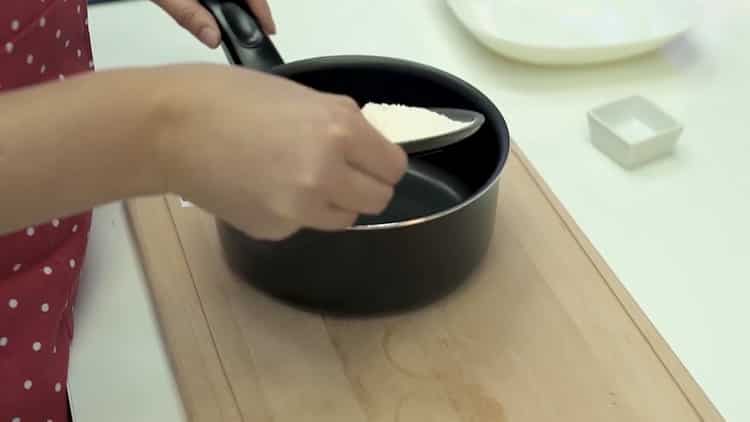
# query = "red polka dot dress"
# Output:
<box><xmin>1</xmin><ymin>1</ymin><xmax>95</xmax><ymax>421</ymax></box>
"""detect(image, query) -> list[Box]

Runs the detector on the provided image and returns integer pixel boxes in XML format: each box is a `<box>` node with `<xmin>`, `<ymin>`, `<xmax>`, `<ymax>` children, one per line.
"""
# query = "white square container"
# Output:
<box><xmin>588</xmin><ymin>95</ymin><xmax>683</xmax><ymax>169</ymax></box>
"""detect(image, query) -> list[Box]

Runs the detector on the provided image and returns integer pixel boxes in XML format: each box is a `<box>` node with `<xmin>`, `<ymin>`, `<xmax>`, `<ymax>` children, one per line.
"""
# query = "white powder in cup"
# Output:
<box><xmin>361</xmin><ymin>102</ymin><xmax>469</xmax><ymax>143</ymax></box>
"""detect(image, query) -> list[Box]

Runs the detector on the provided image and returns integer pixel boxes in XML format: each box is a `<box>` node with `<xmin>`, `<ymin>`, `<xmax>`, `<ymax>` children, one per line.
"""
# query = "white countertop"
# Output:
<box><xmin>70</xmin><ymin>0</ymin><xmax>749</xmax><ymax>420</ymax></box>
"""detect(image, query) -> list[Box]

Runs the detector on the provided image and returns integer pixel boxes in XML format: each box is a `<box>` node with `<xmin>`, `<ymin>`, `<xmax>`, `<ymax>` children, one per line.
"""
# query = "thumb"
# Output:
<box><xmin>153</xmin><ymin>0</ymin><xmax>221</xmax><ymax>48</ymax></box>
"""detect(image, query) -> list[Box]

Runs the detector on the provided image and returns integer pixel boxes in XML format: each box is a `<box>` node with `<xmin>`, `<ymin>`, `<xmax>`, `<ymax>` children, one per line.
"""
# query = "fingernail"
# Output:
<box><xmin>198</xmin><ymin>27</ymin><xmax>220</xmax><ymax>47</ymax></box>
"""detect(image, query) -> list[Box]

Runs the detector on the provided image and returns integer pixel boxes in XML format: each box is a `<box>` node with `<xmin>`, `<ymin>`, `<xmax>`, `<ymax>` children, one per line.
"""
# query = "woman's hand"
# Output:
<box><xmin>152</xmin><ymin>0</ymin><xmax>276</xmax><ymax>48</ymax></box>
<box><xmin>158</xmin><ymin>64</ymin><xmax>408</xmax><ymax>240</ymax></box>
<box><xmin>0</xmin><ymin>64</ymin><xmax>405</xmax><ymax>240</ymax></box>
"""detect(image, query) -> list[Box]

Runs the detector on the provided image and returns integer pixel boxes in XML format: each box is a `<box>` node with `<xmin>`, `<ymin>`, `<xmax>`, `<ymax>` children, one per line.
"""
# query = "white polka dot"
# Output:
<box><xmin>58</xmin><ymin>74</ymin><xmax>65</xmax><ymax>80</ymax></box>
<box><xmin>12</xmin><ymin>263</ymin><xmax>22</xmax><ymax>272</ymax></box>
<box><xmin>10</xmin><ymin>19</ymin><xmax>20</xmax><ymax>31</ymax></box>
<box><xmin>26</xmin><ymin>226</ymin><xmax>35</xmax><ymax>236</ymax></box>
<box><xmin>72</xmin><ymin>224</ymin><xmax>78</xmax><ymax>232</ymax></box>
<box><xmin>65</xmin><ymin>40</ymin><xmax>70</xmax><ymax>48</ymax></box>
<box><xmin>11</xmin><ymin>417</ymin><xmax>20</xmax><ymax>422</ymax></box>
<box><xmin>0</xmin><ymin>337</ymin><xmax>8</xmax><ymax>347</ymax></box>
<box><xmin>40</xmin><ymin>17</ymin><xmax>46</xmax><ymax>27</ymax></box>
<box><xmin>4</xmin><ymin>42</ymin><xmax>13</xmax><ymax>53</ymax></box>
<box><xmin>8</xmin><ymin>299</ymin><xmax>18</xmax><ymax>309</ymax></box>
<box><xmin>52</xmin><ymin>218</ymin><xmax>60</xmax><ymax>227</ymax></box>
<box><xmin>54</xmin><ymin>382</ymin><xmax>62</xmax><ymax>392</ymax></box>
<box><xmin>32</xmin><ymin>342</ymin><xmax>42</xmax><ymax>352</ymax></box>
<box><xmin>41</xmin><ymin>303</ymin><xmax>50</xmax><ymax>312</ymax></box>
<box><xmin>23</xmin><ymin>380</ymin><xmax>32</xmax><ymax>390</ymax></box>
<box><xmin>69</xmin><ymin>259</ymin><xmax>76</xmax><ymax>269</ymax></box>
<box><xmin>43</xmin><ymin>266</ymin><xmax>53</xmax><ymax>275</ymax></box>
<box><xmin>55</xmin><ymin>29</ymin><xmax>61</xmax><ymax>39</ymax></box>
<box><xmin>40</xmin><ymin>64</ymin><xmax>46</xmax><ymax>74</ymax></box>
<box><xmin>76</xmin><ymin>49</ymin><xmax>81</xmax><ymax>58</ymax></box>
<box><xmin>53</xmin><ymin>346</ymin><xmax>57</xmax><ymax>354</ymax></box>
<box><xmin>48</xmin><ymin>419</ymin><xmax>53</xmax><ymax>422</ymax></box>
<box><xmin>26</xmin><ymin>54</ymin><xmax>34</xmax><ymax>64</ymax></box>
<box><xmin>77</xmin><ymin>5</ymin><xmax>81</xmax><ymax>14</ymax></box>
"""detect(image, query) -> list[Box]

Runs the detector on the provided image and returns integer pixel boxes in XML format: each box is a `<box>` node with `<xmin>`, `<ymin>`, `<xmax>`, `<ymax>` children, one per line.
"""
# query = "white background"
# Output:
<box><xmin>70</xmin><ymin>1</ymin><xmax>749</xmax><ymax>420</ymax></box>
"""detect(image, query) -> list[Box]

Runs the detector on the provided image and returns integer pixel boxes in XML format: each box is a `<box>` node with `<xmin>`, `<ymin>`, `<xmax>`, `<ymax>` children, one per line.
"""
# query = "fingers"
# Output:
<box><xmin>310</xmin><ymin>203</ymin><xmax>359</xmax><ymax>231</ymax></box>
<box><xmin>154</xmin><ymin>0</ymin><xmax>276</xmax><ymax>47</ymax></box>
<box><xmin>215</xmin><ymin>199</ymin><xmax>302</xmax><ymax>241</ymax></box>
<box><xmin>329</xmin><ymin>96</ymin><xmax>408</xmax><ymax>185</ymax></box>
<box><xmin>246</xmin><ymin>0</ymin><xmax>277</xmax><ymax>34</ymax></box>
<box><xmin>239</xmin><ymin>218</ymin><xmax>300</xmax><ymax>241</ymax></box>
<box><xmin>289</xmin><ymin>161</ymin><xmax>394</xmax><ymax>231</ymax></box>
<box><xmin>153</xmin><ymin>0</ymin><xmax>222</xmax><ymax>47</ymax></box>
<box><xmin>286</xmin><ymin>191</ymin><xmax>360</xmax><ymax>231</ymax></box>
<box><xmin>347</xmin><ymin>126</ymin><xmax>408</xmax><ymax>185</ymax></box>
<box><xmin>324</xmin><ymin>162</ymin><xmax>395</xmax><ymax>215</ymax></box>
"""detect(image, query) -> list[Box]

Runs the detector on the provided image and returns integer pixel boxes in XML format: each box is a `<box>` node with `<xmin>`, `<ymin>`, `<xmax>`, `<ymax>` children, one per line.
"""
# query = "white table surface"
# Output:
<box><xmin>70</xmin><ymin>0</ymin><xmax>749</xmax><ymax>420</ymax></box>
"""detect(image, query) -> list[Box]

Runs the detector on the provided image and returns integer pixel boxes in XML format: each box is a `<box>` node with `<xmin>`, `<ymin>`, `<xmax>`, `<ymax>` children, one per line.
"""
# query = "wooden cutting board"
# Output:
<box><xmin>125</xmin><ymin>143</ymin><xmax>723</xmax><ymax>422</ymax></box>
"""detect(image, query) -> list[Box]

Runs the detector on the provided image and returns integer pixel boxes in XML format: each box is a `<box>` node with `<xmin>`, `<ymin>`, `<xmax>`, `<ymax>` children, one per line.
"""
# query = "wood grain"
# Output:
<box><xmin>125</xmin><ymin>196</ymin><xmax>242</xmax><ymax>422</ymax></box>
<box><xmin>126</xmin><ymin>142</ymin><xmax>723</xmax><ymax>422</ymax></box>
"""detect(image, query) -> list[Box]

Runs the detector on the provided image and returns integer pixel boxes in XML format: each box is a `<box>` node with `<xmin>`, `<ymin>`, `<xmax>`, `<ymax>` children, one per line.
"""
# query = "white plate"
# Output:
<box><xmin>445</xmin><ymin>0</ymin><xmax>700</xmax><ymax>65</ymax></box>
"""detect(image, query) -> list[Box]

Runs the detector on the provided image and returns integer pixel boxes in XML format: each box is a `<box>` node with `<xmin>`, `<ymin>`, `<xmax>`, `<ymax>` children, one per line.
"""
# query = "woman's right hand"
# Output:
<box><xmin>156</xmin><ymin>63</ymin><xmax>408</xmax><ymax>240</ymax></box>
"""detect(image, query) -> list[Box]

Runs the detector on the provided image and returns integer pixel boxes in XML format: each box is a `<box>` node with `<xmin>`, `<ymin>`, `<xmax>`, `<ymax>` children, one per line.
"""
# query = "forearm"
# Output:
<box><xmin>0</xmin><ymin>67</ymin><xmax>169</xmax><ymax>234</ymax></box>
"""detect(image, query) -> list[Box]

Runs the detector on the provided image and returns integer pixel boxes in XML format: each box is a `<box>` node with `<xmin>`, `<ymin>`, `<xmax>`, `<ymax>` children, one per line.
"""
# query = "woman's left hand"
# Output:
<box><xmin>152</xmin><ymin>0</ymin><xmax>276</xmax><ymax>48</ymax></box>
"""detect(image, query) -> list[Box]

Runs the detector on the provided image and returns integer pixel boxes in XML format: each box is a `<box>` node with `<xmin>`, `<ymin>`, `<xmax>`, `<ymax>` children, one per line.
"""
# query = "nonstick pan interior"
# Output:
<box><xmin>270</xmin><ymin>56</ymin><xmax>505</xmax><ymax>227</ymax></box>
<box><xmin>204</xmin><ymin>0</ymin><xmax>511</xmax><ymax>315</ymax></box>
<box><xmin>356</xmin><ymin>158</ymin><xmax>471</xmax><ymax>226</ymax></box>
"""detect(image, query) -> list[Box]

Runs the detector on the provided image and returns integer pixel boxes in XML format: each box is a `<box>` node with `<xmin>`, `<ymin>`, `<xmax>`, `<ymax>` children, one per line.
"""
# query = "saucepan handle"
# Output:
<box><xmin>199</xmin><ymin>0</ymin><xmax>284</xmax><ymax>71</ymax></box>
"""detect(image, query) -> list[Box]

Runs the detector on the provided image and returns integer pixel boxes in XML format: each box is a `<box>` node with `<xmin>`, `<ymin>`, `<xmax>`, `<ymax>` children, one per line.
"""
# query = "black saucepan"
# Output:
<box><xmin>201</xmin><ymin>0</ymin><xmax>511</xmax><ymax>315</ymax></box>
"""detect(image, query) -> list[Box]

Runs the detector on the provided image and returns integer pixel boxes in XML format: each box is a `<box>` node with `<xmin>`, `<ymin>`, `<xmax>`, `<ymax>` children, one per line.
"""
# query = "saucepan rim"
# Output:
<box><xmin>267</xmin><ymin>55</ymin><xmax>511</xmax><ymax>231</ymax></box>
